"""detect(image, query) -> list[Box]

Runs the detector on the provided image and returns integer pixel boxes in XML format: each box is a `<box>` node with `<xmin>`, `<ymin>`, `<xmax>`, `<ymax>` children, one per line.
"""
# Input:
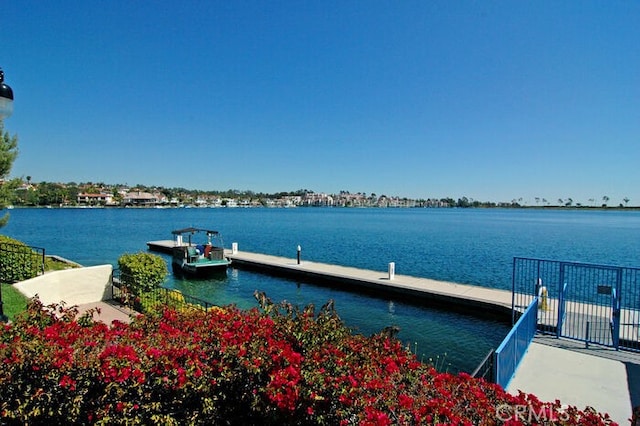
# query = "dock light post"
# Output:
<box><xmin>297</xmin><ymin>245</ymin><xmax>301</xmax><ymax>265</ymax></box>
<box><xmin>0</xmin><ymin>67</ymin><xmax>14</xmax><ymax>322</ymax></box>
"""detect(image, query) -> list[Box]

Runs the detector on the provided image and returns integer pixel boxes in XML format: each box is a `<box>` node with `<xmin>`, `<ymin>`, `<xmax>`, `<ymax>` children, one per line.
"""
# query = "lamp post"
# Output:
<box><xmin>0</xmin><ymin>67</ymin><xmax>14</xmax><ymax>322</ymax></box>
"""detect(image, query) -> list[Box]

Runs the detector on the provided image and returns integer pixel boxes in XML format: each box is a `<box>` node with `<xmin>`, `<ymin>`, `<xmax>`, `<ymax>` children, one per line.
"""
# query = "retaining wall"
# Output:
<box><xmin>14</xmin><ymin>265</ymin><xmax>113</xmax><ymax>306</ymax></box>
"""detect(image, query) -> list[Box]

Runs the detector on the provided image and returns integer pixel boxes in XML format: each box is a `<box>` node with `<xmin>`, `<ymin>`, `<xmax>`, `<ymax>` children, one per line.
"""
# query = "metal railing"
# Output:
<box><xmin>0</xmin><ymin>242</ymin><xmax>46</xmax><ymax>283</ymax></box>
<box><xmin>476</xmin><ymin>256</ymin><xmax>640</xmax><ymax>388</ymax></box>
<box><xmin>493</xmin><ymin>296</ymin><xmax>539</xmax><ymax>389</ymax></box>
<box><xmin>111</xmin><ymin>270</ymin><xmax>217</xmax><ymax>314</ymax></box>
<box><xmin>512</xmin><ymin>257</ymin><xmax>639</xmax><ymax>351</ymax></box>
<box><xmin>471</xmin><ymin>348</ymin><xmax>495</xmax><ymax>382</ymax></box>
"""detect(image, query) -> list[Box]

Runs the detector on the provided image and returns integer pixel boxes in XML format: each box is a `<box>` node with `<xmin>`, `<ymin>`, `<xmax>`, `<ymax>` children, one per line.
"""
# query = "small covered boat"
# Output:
<box><xmin>170</xmin><ymin>227</ymin><xmax>230</xmax><ymax>277</ymax></box>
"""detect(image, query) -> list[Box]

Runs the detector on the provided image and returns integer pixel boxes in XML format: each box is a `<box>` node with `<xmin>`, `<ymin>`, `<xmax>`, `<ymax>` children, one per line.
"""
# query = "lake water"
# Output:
<box><xmin>3</xmin><ymin>207</ymin><xmax>640</xmax><ymax>373</ymax></box>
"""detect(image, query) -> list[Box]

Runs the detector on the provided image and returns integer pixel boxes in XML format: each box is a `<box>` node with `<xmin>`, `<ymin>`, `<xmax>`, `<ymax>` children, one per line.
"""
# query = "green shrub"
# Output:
<box><xmin>117</xmin><ymin>252</ymin><xmax>167</xmax><ymax>295</ymax></box>
<box><xmin>0</xmin><ymin>235</ymin><xmax>43</xmax><ymax>283</ymax></box>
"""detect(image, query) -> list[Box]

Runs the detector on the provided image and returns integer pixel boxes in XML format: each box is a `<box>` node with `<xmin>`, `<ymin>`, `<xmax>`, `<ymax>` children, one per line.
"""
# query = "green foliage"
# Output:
<box><xmin>0</xmin><ymin>235</ymin><xmax>44</xmax><ymax>283</ymax></box>
<box><xmin>0</xmin><ymin>120</ymin><xmax>18</xmax><ymax>226</ymax></box>
<box><xmin>0</xmin><ymin>120</ymin><xmax>18</xmax><ymax>179</ymax></box>
<box><xmin>117</xmin><ymin>252</ymin><xmax>167</xmax><ymax>294</ymax></box>
<box><xmin>35</xmin><ymin>181</ymin><xmax>67</xmax><ymax>206</ymax></box>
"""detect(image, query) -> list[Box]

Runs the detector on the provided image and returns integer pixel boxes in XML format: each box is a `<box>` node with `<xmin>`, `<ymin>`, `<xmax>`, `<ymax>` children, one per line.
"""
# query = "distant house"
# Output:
<box><xmin>77</xmin><ymin>193</ymin><xmax>113</xmax><ymax>205</ymax></box>
<box><xmin>302</xmin><ymin>192</ymin><xmax>334</xmax><ymax>207</ymax></box>
<box><xmin>16</xmin><ymin>183</ymin><xmax>35</xmax><ymax>192</ymax></box>
<box><xmin>123</xmin><ymin>191</ymin><xmax>158</xmax><ymax>206</ymax></box>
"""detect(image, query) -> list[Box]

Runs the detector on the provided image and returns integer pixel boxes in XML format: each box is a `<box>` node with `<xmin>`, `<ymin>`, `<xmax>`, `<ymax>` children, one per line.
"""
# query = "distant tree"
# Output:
<box><xmin>623</xmin><ymin>197</ymin><xmax>630</xmax><ymax>207</ymax></box>
<box><xmin>535</xmin><ymin>197</ymin><xmax>540</xmax><ymax>205</ymax></box>
<box><xmin>602</xmin><ymin>195</ymin><xmax>609</xmax><ymax>207</ymax></box>
<box><xmin>84</xmin><ymin>185</ymin><xmax>100</xmax><ymax>194</ymax></box>
<box><xmin>112</xmin><ymin>188</ymin><xmax>123</xmax><ymax>205</ymax></box>
<box><xmin>457</xmin><ymin>197</ymin><xmax>470</xmax><ymax>208</ymax></box>
<box><xmin>66</xmin><ymin>184</ymin><xmax>80</xmax><ymax>205</ymax></box>
<box><xmin>0</xmin><ymin>119</ymin><xmax>19</xmax><ymax>227</ymax></box>
<box><xmin>565</xmin><ymin>198</ymin><xmax>573</xmax><ymax>207</ymax></box>
<box><xmin>557</xmin><ymin>198</ymin><xmax>563</xmax><ymax>206</ymax></box>
<box><xmin>36</xmin><ymin>182</ymin><xmax>66</xmax><ymax>206</ymax></box>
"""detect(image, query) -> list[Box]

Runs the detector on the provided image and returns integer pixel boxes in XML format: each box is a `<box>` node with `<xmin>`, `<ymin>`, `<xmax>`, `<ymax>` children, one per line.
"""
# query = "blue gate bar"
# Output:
<box><xmin>494</xmin><ymin>296</ymin><xmax>539</xmax><ymax>389</ymax></box>
<box><xmin>512</xmin><ymin>257</ymin><xmax>639</xmax><ymax>352</ymax></box>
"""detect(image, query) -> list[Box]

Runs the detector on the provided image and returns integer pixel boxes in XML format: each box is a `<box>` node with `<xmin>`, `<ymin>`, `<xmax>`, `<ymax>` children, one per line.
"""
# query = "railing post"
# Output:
<box><xmin>585</xmin><ymin>321</ymin><xmax>590</xmax><ymax>348</ymax></box>
<box><xmin>611</xmin><ymin>286</ymin><xmax>620</xmax><ymax>350</ymax></box>
<box><xmin>41</xmin><ymin>248</ymin><xmax>46</xmax><ymax>275</ymax></box>
<box><xmin>511</xmin><ymin>258</ymin><xmax>517</xmax><ymax>325</ymax></box>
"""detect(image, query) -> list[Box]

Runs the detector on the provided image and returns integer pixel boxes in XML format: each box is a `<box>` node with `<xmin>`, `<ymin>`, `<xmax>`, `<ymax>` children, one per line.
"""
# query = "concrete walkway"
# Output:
<box><xmin>507</xmin><ymin>335</ymin><xmax>640</xmax><ymax>425</ymax></box>
<box><xmin>75</xmin><ymin>300</ymin><xmax>135</xmax><ymax>325</ymax></box>
<box><xmin>223</xmin><ymin>249</ymin><xmax>515</xmax><ymax>317</ymax></box>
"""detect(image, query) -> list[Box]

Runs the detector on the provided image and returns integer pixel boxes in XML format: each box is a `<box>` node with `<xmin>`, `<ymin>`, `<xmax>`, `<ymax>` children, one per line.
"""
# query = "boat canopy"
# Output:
<box><xmin>171</xmin><ymin>227</ymin><xmax>219</xmax><ymax>236</ymax></box>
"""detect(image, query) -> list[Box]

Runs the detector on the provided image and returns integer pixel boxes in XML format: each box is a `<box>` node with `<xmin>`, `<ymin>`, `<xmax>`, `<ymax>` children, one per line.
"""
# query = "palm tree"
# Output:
<box><xmin>623</xmin><ymin>197</ymin><xmax>630</xmax><ymax>207</ymax></box>
<box><xmin>602</xmin><ymin>195</ymin><xmax>609</xmax><ymax>207</ymax></box>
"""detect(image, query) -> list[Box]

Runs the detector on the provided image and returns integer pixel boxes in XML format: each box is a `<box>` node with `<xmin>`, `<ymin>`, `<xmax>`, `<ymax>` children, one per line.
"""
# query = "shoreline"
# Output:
<box><xmin>7</xmin><ymin>204</ymin><xmax>640</xmax><ymax>211</ymax></box>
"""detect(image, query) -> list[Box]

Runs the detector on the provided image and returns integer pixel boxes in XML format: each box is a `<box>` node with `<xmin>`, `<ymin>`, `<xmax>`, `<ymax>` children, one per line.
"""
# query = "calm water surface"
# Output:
<box><xmin>4</xmin><ymin>207</ymin><xmax>640</xmax><ymax>373</ymax></box>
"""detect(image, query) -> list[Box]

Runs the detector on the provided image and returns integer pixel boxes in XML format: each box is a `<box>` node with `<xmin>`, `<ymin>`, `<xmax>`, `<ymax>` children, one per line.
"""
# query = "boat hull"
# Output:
<box><xmin>172</xmin><ymin>259</ymin><xmax>230</xmax><ymax>278</ymax></box>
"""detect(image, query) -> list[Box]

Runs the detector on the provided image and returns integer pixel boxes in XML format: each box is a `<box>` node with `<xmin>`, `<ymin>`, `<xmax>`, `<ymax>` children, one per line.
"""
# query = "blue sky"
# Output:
<box><xmin>1</xmin><ymin>1</ymin><xmax>638</xmax><ymax>205</ymax></box>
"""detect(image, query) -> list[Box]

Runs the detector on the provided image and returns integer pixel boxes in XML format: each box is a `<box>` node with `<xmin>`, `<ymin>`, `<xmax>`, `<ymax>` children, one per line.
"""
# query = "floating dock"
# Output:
<box><xmin>147</xmin><ymin>240</ymin><xmax>513</xmax><ymax>318</ymax></box>
<box><xmin>223</xmin><ymin>249</ymin><xmax>514</xmax><ymax>319</ymax></box>
<box><xmin>147</xmin><ymin>240</ymin><xmax>178</xmax><ymax>254</ymax></box>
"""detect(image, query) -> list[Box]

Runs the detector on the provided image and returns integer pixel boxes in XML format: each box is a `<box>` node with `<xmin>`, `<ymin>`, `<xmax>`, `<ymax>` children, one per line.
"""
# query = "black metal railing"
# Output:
<box><xmin>471</xmin><ymin>348</ymin><xmax>495</xmax><ymax>382</ymax></box>
<box><xmin>111</xmin><ymin>269</ymin><xmax>217</xmax><ymax>314</ymax></box>
<box><xmin>0</xmin><ymin>242</ymin><xmax>46</xmax><ymax>283</ymax></box>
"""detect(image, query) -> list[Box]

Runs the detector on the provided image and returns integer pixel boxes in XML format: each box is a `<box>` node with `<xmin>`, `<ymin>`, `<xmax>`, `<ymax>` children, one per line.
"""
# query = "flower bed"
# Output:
<box><xmin>0</xmin><ymin>295</ymin><xmax>617</xmax><ymax>425</ymax></box>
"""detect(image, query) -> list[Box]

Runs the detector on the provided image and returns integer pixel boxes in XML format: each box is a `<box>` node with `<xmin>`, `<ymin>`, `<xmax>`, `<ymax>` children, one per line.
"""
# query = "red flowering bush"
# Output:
<box><xmin>0</xmin><ymin>294</ymin><xmax>617</xmax><ymax>425</ymax></box>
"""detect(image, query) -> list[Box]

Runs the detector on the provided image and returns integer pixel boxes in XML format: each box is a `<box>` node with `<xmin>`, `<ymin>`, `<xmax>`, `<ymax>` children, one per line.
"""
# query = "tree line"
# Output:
<box><xmin>3</xmin><ymin>179</ymin><xmax>634</xmax><ymax>209</ymax></box>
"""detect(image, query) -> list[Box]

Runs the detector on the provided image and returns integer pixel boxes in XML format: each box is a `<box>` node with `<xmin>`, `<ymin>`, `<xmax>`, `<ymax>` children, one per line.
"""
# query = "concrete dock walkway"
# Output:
<box><xmin>146</xmin><ymin>241</ymin><xmax>516</xmax><ymax>317</ymax></box>
<box><xmin>507</xmin><ymin>335</ymin><xmax>640</xmax><ymax>425</ymax></box>
<box><xmin>224</xmin><ymin>249</ymin><xmax>514</xmax><ymax>318</ymax></box>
